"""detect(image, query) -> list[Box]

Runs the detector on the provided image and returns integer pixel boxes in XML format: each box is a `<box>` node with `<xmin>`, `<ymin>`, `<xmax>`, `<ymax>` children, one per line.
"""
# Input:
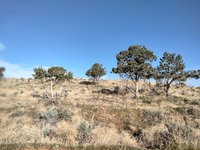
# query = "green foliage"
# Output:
<box><xmin>32</xmin><ymin>67</ymin><xmax>47</xmax><ymax>80</ymax></box>
<box><xmin>0</xmin><ymin>67</ymin><xmax>5</xmax><ymax>79</ymax></box>
<box><xmin>47</xmin><ymin>66</ymin><xmax>73</xmax><ymax>82</ymax></box>
<box><xmin>112</xmin><ymin>45</ymin><xmax>156</xmax><ymax>81</ymax></box>
<box><xmin>66</xmin><ymin>71</ymin><xmax>73</xmax><ymax>80</ymax></box>
<box><xmin>112</xmin><ymin>45</ymin><xmax>156</xmax><ymax>97</ymax></box>
<box><xmin>47</xmin><ymin>67</ymin><xmax>66</xmax><ymax>80</ymax></box>
<box><xmin>154</xmin><ymin>52</ymin><xmax>193</xmax><ymax>96</ymax></box>
<box><xmin>86</xmin><ymin>63</ymin><xmax>106</xmax><ymax>82</ymax></box>
<box><xmin>32</xmin><ymin>66</ymin><xmax>73</xmax><ymax>82</ymax></box>
<box><xmin>155</xmin><ymin>52</ymin><xmax>186</xmax><ymax>80</ymax></box>
<box><xmin>186</xmin><ymin>69</ymin><xmax>200</xmax><ymax>79</ymax></box>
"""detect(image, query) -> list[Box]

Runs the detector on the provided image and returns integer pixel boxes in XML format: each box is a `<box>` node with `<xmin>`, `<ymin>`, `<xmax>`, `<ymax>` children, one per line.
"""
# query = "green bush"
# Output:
<box><xmin>39</xmin><ymin>106</ymin><xmax>73</xmax><ymax>122</ymax></box>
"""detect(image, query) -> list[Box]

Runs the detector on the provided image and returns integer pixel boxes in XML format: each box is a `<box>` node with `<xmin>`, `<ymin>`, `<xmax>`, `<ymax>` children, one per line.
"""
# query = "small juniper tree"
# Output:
<box><xmin>154</xmin><ymin>52</ymin><xmax>199</xmax><ymax>96</ymax></box>
<box><xmin>33</xmin><ymin>66</ymin><xmax>73</xmax><ymax>99</ymax></box>
<box><xmin>86</xmin><ymin>63</ymin><xmax>106</xmax><ymax>82</ymax></box>
<box><xmin>112</xmin><ymin>45</ymin><xmax>157</xmax><ymax>97</ymax></box>
<box><xmin>47</xmin><ymin>66</ymin><xmax>73</xmax><ymax>98</ymax></box>
<box><xmin>0</xmin><ymin>67</ymin><xmax>5</xmax><ymax>80</ymax></box>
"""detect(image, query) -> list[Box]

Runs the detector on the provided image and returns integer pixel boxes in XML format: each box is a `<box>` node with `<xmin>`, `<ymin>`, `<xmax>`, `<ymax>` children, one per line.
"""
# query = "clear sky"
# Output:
<box><xmin>0</xmin><ymin>0</ymin><xmax>200</xmax><ymax>86</ymax></box>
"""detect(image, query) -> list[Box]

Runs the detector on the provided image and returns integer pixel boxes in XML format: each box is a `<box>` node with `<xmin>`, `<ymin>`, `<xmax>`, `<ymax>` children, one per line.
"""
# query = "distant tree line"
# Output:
<box><xmin>1</xmin><ymin>44</ymin><xmax>198</xmax><ymax>97</ymax></box>
<box><xmin>32</xmin><ymin>45</ymin><xmax>199</xmax><ymax>97</ymax></box>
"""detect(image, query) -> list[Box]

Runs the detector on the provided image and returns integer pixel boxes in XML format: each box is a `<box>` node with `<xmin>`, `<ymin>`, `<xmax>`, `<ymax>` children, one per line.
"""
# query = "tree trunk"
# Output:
<box><xmin>148</xmin><ymin>79</ymin><xmax>152</xmax><ymax>90</ymax></box>
<box><xmin>135</xmin><ymin>80</ymin><xmax>139</xmax><ymax>98</ymax></box>
<box><xmin>166</xmin><ymin>84</ymin><xmax>170</xmax><ymax>97</ymax></box>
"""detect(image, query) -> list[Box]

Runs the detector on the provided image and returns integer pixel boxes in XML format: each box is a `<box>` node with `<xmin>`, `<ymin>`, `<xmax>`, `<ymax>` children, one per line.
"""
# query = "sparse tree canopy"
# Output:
<box><xmin>154</xmin><ymin>52</ymin><xmax>199</xmax><ymax>96</ymax></box>
<box><xmin>86</xmin><ymin>63</ymin><xmax>106</xmax><ymax>82</ymax></box>
<box><xmin>33</xmin><ymin>66</ymin><xmax>73</xmax><ymax>82</ymax></box>
<box><xmin>47</xmin><ymin>66</ymin><xmax>73</xmax><ymax>82</ymax></box>
<box><xmin>0</xmin><ymin>67</ymin><xmax>5</xmax><ymax>79</ymax></box>
<box><xmin>112</xmin><ymin>45</ymin><xmax>157</xmax><ymax>97</ymax></box>
<box><xmin>186</xmin><ymin>69</ymin><xmax>200</xmax><ymax>79</ymax></box>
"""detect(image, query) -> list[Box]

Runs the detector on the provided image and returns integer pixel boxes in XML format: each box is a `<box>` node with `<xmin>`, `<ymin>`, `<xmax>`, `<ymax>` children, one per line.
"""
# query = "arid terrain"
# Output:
<box><xmin>0</xmin><ymin>78</ymin><xmax>200</xmax><ymax>150</ymax></box>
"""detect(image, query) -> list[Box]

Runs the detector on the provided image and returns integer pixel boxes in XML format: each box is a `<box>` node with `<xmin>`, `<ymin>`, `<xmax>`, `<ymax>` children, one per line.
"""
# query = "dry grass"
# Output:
<box><xmin>0</xmin><ymin>78</ymin><xmax>200</xmax><ymax>149</ymax></box>
<box><xmin>54</xmin><ymin>121</ymin><xmax>78</xmax><ymax>145</ymax></box>
<box><xmin>91</xmin><ymin>126</ymin><xmax>138</xmax><ymax>147</ymax></box>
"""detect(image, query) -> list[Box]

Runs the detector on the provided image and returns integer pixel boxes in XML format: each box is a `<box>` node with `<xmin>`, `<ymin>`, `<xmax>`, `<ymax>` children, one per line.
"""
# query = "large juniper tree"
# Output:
<box><xmin>154</xmin><ymin>52</ymin><xmax>199</xmax><ymax>96</ymax></box>
<box><xmin>112</xmin><ymin>45</ymin><xmax>157</xmax><ymax>97</ymax></box>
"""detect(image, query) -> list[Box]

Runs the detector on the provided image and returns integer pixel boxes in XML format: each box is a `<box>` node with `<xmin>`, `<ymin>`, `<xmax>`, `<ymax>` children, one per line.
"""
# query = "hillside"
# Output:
<box><xmin>0</xmin><ymin>78</ymin><xmax>200</xmax><ymax>150</ymax></box>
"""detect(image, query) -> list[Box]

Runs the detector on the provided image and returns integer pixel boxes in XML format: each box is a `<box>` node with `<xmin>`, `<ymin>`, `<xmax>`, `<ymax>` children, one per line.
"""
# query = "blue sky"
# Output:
<box><xmin>0</xmin><ymin>0</ymin><xmax>200</xmax><ymax>86</ymax></box>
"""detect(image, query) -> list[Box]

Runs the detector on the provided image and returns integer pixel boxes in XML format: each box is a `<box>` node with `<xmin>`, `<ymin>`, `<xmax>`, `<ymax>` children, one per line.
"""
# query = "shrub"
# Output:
<box><xmin>140</xmin><ymin>110</ymin><xmax>162</xmax><ymax>126</ymax></box>
<box><xmin>165</xmin><ymin>123</ymin><xmax>193</xmax><ymax>140</ymax></box>
<box><xmin>39</xmin><ymin>106</ymin><xmax>73</xmax><ymax>123</ymax></box>
<box><xmin>77</xmin><ymin>121</ymin><xmax>92</xmax><ymax>144</ymax></box>
<box><xmin>43</xmin><ymin>127</ymin><xmax>54</xmax><ymax>138</ymax></box>
<box><xmin>142</xmin><ymin>131</ymin><xmax>175</xmax><ymax>149</ymax></box>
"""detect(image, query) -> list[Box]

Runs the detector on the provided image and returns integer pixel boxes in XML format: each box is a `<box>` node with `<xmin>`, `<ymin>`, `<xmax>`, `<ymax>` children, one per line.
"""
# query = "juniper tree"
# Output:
<box><xmin>33</xmin><ymin>66</ymin><xmax>73</xmax><ymax>82</ymax></box>
<box><xmin>112</xmin><ymin>45</ymin><xmax>157</xmax><ymax>97</ymax></box>
<box><xmin>154</xmin><ymin>52</ymin><xmax>199</xmax><ymax>96</ymax></box>
<box><xmin>33</xmin><ymin>66</ymin><xmax>73</xmax><ymax>99</ymax></box>
<box><xmin>47</xmin><ymin>66</ymin><xmax>73</xmax><ymax>83</ymax></box>
<box><xmin>86</xmin><ymin>63</ymin><xmax>106</xmax><ymax>82</ymax></box>
<box><xmin>47</xmin><ymin>66</ymin><xmax>73</xmax><ymax>98</ymax></box>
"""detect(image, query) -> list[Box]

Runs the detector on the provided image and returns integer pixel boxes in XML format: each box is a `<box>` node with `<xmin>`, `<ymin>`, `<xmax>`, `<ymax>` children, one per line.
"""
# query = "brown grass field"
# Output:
<box><xmin>0</xmin><ymin>78</ymin><xmax>200</xmax><ymax>150</ymax></box>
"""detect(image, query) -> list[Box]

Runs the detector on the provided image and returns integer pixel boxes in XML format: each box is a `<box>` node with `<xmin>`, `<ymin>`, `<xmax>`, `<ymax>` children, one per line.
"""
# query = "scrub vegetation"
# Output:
<box><xmin>0</xmin><ymin>45</ymin><xmax>200</xmax><ymax>150</ymax></box>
